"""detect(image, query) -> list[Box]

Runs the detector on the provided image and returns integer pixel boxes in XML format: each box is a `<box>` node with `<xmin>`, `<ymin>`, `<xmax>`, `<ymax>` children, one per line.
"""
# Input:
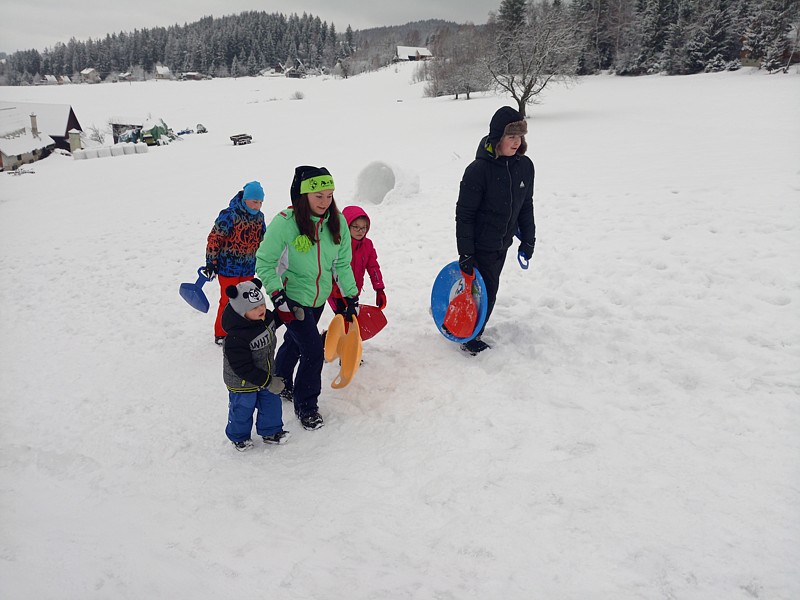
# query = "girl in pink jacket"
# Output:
<box><xmin>328</xmin><ymin>205</ymin><xmax>386</xmax><ymax>311</ymax></box>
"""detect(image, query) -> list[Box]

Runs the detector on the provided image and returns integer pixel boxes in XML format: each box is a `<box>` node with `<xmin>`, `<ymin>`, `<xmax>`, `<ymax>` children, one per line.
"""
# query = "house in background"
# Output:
<box><xmin>155</xmin><ymin>65</ymin><xmax>172</xmax><ymax>80</ymax></box>
<box><xmin>180</xmin><ymin>72</ymin><xmax>208</xmax><ymax>81</ymax></box>
<box><xmin>0</xmin><ymin>107</ymin><xmax>56</xmax><ymax>171</ymax></box>
<box><xmin>395</xmin><ymin>46</ymin><xmax>433</xmax><ymax>61</ymax></box>
<box><xmin>80</xmin><ymin>67</ymin><xmax>101</xmax><ymax>83</ymax></box>
<box><xmin>0</xmin><ymin>101</ymin><xmax>82</xmax><ymax>151</ymax></box>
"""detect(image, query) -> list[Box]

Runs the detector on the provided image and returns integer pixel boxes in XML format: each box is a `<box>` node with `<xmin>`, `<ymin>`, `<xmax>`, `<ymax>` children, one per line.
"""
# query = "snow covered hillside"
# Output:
<box><xmin>1</xmin><ymin>63</ymin><xmax>798</xmax><ymax>599</ymax></box>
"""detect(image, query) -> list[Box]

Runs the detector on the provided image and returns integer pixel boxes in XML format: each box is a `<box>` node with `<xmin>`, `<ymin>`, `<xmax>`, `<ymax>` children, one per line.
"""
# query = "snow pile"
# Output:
<box><xmin>355</xmin><ymin>160</ymin><xmax>420</xmax><ymax>204</ymax></box>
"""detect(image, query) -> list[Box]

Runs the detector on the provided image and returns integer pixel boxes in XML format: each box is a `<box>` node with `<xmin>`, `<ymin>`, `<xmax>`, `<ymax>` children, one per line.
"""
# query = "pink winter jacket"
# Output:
<box><xmin>328</xmin><ymin>205</ymin><xmax>384</xmax><ymax>306</ymax></box>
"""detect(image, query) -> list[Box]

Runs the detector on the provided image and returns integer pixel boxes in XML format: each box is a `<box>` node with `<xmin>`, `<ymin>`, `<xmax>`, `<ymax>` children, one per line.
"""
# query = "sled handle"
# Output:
<box><xmin>195</xmin><ymin>266</ymin><xmax>212</xmax><ymax>285</ymax></box>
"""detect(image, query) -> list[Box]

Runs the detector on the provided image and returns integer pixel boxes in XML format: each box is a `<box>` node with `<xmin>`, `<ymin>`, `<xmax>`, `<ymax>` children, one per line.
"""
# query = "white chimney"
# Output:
<box><xmin>30</xmin><ymin>113</ymin><xmax>39</xmax><ymax>137</ymax></box>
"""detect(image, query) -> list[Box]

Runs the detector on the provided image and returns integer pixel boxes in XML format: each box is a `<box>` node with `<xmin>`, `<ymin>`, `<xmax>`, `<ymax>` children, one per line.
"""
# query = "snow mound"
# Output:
<box><xmin>354</xmin><ymin>160</ymin><xmax>419</xmax><ymax>204</ymax></box>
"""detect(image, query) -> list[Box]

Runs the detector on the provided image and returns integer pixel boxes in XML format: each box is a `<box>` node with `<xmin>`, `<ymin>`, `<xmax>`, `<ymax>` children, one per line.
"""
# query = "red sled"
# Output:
<box><xmin>356</xmin><ymin>304</ymin><xmax>387</xmax><ymax>341</ymax></box>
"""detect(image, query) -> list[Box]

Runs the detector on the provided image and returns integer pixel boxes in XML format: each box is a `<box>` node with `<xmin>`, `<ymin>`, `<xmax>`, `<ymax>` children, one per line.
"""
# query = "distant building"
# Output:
<box><xmin>0</xmin><ymin>107</ymin><xmax>56</xmax><ymax>171</ymax></box>
<box><xmin>80</xmin><ymin>67</ymin><xmax>101</xmax><ymax>83</ymax></box>
<box><xmin>155</xmin><ymin>65</ymin><xmax>172</xmax><ymax>80</ymax></box>
<box><xmin>0</xmin><ymin>101</ymin><xmax>82</xmax><ymax>151</ymax></box>
<box><xmin>180</xmin><ymin>72</ymin><xmax>207</xmax><ymax>81</ymax></box>
<box><xmin>395</xmin><ymin>46</ymin><xmax>433</xmax><ymax>61</ymax></box>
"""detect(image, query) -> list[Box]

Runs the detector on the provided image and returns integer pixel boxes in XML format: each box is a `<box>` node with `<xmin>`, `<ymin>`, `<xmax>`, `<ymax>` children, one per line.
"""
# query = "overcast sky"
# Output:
<box><xmin>0</xmin><ymin>0</ymin><xmax>492</xmax><ymax>54</ymax></box>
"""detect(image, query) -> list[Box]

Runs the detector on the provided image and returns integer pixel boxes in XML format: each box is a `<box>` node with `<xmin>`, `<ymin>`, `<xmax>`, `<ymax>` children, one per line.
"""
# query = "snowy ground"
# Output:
<box><xmin>1</xmin><ymin>63</ymin><xmax>798</xmax><ymax>599</ymax></box>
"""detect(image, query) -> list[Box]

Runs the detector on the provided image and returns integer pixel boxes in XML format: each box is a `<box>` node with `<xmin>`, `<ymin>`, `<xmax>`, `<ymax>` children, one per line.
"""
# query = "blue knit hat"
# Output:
<box><xmin>242</xmin><ymin>181</ymin><xmax>265</xmax><ymax>201</ymax></box>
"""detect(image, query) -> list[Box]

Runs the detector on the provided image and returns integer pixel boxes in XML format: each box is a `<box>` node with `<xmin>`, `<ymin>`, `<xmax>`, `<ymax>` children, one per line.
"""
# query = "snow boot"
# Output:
<box><xmin>262</xmin><ymin>430</ymin><xmax>291</xmax><ymax>445</ymax></box>
<box><xmin>460</xmin><ymin>337</ymin><xmax>490</xmax><ymax>355</ymax></box>
<box><xmin>299</xmin><ymin>412</ymin><xmax>324</xmax><ymax>430</ymax></box>
<box><xmin>232</xmin><ymin>439</ymin><xmax>254</xmax><ymax>451</ymax></box>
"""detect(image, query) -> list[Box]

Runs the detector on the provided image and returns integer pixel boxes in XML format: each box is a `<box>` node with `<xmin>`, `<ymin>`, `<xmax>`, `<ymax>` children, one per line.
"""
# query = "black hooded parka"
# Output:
<box><xmin>456</xmin><ymin>136</ymin><xmax>536</xmax><ymax>255</ymax></box>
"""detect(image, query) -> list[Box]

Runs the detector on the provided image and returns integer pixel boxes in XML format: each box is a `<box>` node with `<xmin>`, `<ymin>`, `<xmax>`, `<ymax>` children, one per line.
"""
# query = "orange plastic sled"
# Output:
<box><xmin>324</xmin><ymin>314</ymin><xmax>363</xmax><ymax>389</ymax></box>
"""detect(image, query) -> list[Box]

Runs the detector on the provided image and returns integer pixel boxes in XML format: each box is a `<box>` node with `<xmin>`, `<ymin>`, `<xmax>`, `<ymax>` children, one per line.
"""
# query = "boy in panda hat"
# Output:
<box><xmin>220</xmin><ymin>278</ymin><xmax>290</xmax><ymax>451</ymax></box>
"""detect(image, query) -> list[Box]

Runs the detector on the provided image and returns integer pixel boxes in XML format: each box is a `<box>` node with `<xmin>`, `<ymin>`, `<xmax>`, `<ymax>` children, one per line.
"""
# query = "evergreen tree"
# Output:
<box><xmin>498</xmin><ymin>0</ymin><xmax>528</xmax><ymax>33</ymax></box>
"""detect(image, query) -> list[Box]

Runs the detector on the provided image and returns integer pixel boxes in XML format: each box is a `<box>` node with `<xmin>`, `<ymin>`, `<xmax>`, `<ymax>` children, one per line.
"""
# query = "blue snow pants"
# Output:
<box><xmin>225</xmin><ymin>389</ymin><xmax>283</xmax><ymax>442</ymax></box>
<box><xmin>274</xmin><ymin>305</ymin><xmax>325</xmax><ymax>418</ymax></box>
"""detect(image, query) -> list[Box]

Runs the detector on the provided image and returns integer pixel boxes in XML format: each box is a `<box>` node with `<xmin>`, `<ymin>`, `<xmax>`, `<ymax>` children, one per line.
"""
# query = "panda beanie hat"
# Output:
<box><xmin>225</xmin><ymin>279</ymin><xmax>266</xmax><ymax>317</ymax></box>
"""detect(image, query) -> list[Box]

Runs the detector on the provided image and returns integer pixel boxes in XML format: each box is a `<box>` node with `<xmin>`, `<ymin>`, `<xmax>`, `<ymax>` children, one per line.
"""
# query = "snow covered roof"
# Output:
<box><xmin>0</xmin><ymin>101</ymin><xmax>76</xmax><ymax>138</ymax></box>
<box><xmin>109</xmin><ymin>116</ymin><xmax>145</xmax><ymax>126</ymax></box>
<box><xmin>396</xmin><ymin>46</ymin><xmax>433</xmax><ymax>59</ymax></box>
<box><xmin>81</xmin><ymin>68</ymin><xmax>97</xmax><ymax>75</ymax></box>
<box><xmin>156</xmin><ymin>65</ymin><xmax>171</xmax><ymax>75</ymax></box>
<box><xmin>0</xmin><ymin>106</ymin><xmax>27</xmax><ymax>137</ymax></box>
<box><xmin>142</xmin><ymin>117</ymin><xmax>167</xmax><ymax>131</ymax></box>
<box><xmin>0</xmin><ymin>131</ymin><xmax>55</xmax><ymax>156</ymax></box>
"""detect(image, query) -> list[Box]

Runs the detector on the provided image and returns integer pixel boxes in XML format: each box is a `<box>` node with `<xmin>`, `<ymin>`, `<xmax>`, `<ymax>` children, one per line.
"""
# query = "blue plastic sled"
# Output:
<box><xmin>179</xmin><ymin>267</ymin><xmax>212</xmax><ymax>313</ymax></box>
<box><xmin>431</xmin><ymin>261</ymin><xmax>488</xmax><ymax>343</ymax></box>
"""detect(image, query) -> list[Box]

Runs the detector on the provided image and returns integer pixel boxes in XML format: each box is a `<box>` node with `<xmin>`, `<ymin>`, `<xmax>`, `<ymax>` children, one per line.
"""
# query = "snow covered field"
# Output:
<box><xmin>1</xmin><ymin>63</ymin><xmax>798</xmax><ymax>599</ymax></box>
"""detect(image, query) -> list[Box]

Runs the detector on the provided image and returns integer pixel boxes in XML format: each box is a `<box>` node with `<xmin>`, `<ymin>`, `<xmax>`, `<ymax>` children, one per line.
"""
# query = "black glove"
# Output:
<box><xmin>518</xmin><ymin>239</ymin><xmax>536</xmax><ymax>260</ymax></box>
<box><xmin>343</xmin><ymin>296</ymin><xmax>359</xmax><ymax>322</ymax></box>
<box><xmin>458</xmin><ymin>254</ymin><xmax>474</xmax><ymax>276</ymax></box>
<box><xmin>271</xmin><ymin>290</ymin><xmax>288</xmax><ymax>309</ymax></box>
<box><xmin>201</xmin><ymin>262</ymin><xmax>218</xmax><ymax>280</ymax></box>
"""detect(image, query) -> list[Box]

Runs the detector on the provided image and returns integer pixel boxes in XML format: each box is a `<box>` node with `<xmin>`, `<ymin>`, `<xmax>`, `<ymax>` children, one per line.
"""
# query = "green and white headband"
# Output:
<box><xmin>300</xmin><ymin>175</ymin><xmax>335</xmax><ymax>194</ymax></box>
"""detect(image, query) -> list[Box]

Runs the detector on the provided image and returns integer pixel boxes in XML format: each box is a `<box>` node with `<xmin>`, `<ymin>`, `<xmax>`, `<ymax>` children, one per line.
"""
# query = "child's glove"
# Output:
<box><xmin>375</xmin><ymin>289</ymin><xmax>387</xmax><ymax>309</ymax></box>
<box><xmin>201</xmin><ymin>262</ymin><xmax>218</xmax><ymax>280</ymax></box>
<box><xmin>342</xmin><ymin>296</ymin><xmax>359</xmax><ymax>322</ymax></box>
<box><xmin>265</xmin><ymin>375</ymin><xmax>285</xmax><ymax>394</ymax></box>
<box><xmin>518</xmin><ymin>239</ymin><xmax>535</xmax><ymax>260</ymax></box>
<box><xmin>271</xmin><ymin>290</ymin><xmax>304</xmax><ymax>323</ymax></box>
<box><xmin>458</xmin><ymin>254</ymin><xmax>474</xmax><ymax>276</ymax></box>
<box><xmin>335</xmin><ymin>296</ymin><xmax>360</xmax><ymax>322</ymax></box>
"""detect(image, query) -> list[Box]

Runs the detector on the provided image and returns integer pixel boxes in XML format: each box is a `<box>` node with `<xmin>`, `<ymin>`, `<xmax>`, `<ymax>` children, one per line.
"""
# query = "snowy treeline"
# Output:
<box><xmin>2</xmin><ymin>12</ymin><xmax>357</xmax><ymax>85</ymax></box>
<box><xmin>1</xmin><ymin>0</ymin><xmax>798</xmax><ymax>86</ymax></box>
<box><xmin>423</xmin><ymin>0</ymin><xmax>800</xmax><ymax>90</ymax></box>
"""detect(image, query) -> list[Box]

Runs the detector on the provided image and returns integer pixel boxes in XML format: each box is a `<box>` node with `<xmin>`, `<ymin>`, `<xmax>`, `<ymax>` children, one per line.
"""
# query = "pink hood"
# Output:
<box><xmin>342</xmin><ymin>205</ymin><xmax>370</xmax><ymax>232</ymax></box>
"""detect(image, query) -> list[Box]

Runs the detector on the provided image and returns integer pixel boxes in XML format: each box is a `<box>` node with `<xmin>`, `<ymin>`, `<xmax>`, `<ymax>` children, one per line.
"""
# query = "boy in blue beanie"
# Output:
<box><xmin>203</xmin><ymin>180</ymin><xmax>267</xmax><ymax>345</ymax></box>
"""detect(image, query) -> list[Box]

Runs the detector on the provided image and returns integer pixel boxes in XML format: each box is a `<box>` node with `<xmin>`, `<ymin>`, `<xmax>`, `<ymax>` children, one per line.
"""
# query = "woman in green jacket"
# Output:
<box><xmin>256</xmin><ymin>166</ymin><xmax>359</xmax><ymax>430</ymax></box>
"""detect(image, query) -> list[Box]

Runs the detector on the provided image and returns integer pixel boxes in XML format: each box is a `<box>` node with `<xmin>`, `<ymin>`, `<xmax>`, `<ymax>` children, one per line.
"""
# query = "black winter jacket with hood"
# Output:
<box><xmin>221</xmin><ymin>304</ymin><xmax>277</xmax><ymax>392</ymax></box>
<box><xmin>456</xmin><ymin>133</ymin><xmax>536</xmax><ymax>256</ymax></box>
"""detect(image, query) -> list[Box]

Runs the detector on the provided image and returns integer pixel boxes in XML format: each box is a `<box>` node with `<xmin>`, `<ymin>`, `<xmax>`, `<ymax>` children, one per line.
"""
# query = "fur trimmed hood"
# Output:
<box><xmin>487</xmin><ymin>106</ymin><xmax>528</xmax><ymax>156</ymax></box>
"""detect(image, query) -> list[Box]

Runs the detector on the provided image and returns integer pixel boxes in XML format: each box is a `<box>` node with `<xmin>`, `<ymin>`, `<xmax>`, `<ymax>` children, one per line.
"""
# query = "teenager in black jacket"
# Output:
<box><xmin>455</xmin><ymin>106</ymin><xmax>536</xmax><ymax>354</ymax></box>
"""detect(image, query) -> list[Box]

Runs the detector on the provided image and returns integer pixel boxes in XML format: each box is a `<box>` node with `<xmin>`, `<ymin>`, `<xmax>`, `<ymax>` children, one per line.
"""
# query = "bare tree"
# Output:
<box><xmin>486</xmin><ymin>1</ymin><xmax>581</xmax><ymax>117</ymax></box>
<box><xmin>425</xmin><ymin>25</ymin><xmax>492</xmax><ymax>99</ymax></box>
